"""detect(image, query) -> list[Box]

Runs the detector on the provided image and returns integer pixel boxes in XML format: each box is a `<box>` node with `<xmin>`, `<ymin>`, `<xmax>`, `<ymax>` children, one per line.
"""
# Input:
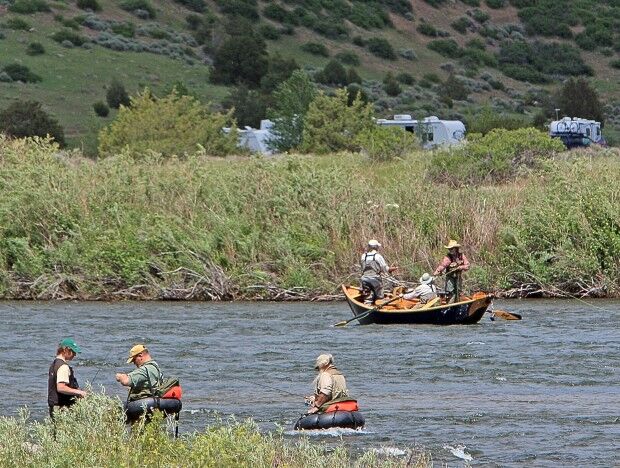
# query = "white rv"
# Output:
<box><xmin>223</xmin><ymin>119</ymin><xmax>275</xmax><ymax>155</ymax></box>
<box><xmin>549</xmin><ymin>117</ymin><xmax>605</xmax><ymax>148</ymax></box>
<box><xmin>375</xmin><ymin>115</ymin><xmax>466</xmax><ymax>149</ymax></box>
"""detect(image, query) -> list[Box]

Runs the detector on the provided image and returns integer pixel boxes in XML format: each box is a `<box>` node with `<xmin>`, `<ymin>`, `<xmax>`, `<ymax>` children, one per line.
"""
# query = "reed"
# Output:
<box><xmin>0</xmin><ymin>394</ymin><xmax>431</xmax><ymax>467</ymax></box>
<box><xmin>0</xmin><ymin>135</ymin><xmax>618</xmax><ymax>299</ymax></box>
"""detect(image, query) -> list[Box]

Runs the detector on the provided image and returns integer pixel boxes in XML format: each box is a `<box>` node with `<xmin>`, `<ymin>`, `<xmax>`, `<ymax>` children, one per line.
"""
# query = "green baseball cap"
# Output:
<box><xmin>59</xmin><ymin>338</ymin><xmax>81</xmax><ymax>354</ymax></box>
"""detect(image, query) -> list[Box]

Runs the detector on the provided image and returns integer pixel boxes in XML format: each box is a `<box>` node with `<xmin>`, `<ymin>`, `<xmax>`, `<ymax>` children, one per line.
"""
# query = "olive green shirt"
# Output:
<box><xmin>127</xmin><ymin>360</ymin><xmax>162</xmax><ymax>401</ymax></box>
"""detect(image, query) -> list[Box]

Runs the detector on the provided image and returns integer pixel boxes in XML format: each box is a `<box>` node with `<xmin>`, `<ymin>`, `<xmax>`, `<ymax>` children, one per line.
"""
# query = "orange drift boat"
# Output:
<box><xmin>342</xmin><ymin>285</ymin><xmax>493</xmax><ymax>325</ymax></box>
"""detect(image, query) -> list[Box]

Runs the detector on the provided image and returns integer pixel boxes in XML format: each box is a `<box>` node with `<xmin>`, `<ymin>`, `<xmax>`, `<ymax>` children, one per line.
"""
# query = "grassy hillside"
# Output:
<box><xmin>1</xmin><ymin>0</ymin><xmax>619</xmax><ymax>151</ymax></box>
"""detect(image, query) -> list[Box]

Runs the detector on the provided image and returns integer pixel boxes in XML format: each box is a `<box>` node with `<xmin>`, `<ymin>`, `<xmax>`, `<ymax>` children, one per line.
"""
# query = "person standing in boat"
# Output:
<box><xmin>433</xmin><ymin>239</ymin><xmax>470</xmax><ymax>303</ymax></box>
<box><xmin>401</xmin><ymin>273</ymin><xmax>438</xmax><ymax>305</ymax></box>
<box><xmin>115</xmin><ymin>344</ymin><xmax>163</xmax><ymax>401</ymax></box>
<box><xmin>305</xmin><ymin>354</ymin><xmax>352</xmax><ymax>414</ymax></box>
<box><xmin>360</xmin><ymin>239</ymin><xmax>397</xmax><ymax>304</ymax></box>
<box><xmin>48</xmin><ymin>338</ymin><xmax>87</xmax><ymax>419</ymax></box>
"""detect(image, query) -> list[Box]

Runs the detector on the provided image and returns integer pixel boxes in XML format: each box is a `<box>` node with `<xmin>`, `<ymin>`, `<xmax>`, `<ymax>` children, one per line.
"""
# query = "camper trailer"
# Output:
<box><xmin>375</xmin><ymin>115</ymin><xmax>466</xmax><ymax>149</ymax></box>
<box><xmin>224</xmin><ymin>119</ymin><xmax>275</xmax><ymax>155</ymax></box>
<box><xmin>549</xmin><ymin>117</ymin><xmax>606</xmax><ymax>149</ymax></box>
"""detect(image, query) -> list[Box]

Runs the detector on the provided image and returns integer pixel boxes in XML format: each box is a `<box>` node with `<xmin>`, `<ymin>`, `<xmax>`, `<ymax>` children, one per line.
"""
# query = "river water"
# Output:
<box><xmin>0</xmin><ymin>300</ymin><xmax>618</xmax><ymax>467</ymax></box>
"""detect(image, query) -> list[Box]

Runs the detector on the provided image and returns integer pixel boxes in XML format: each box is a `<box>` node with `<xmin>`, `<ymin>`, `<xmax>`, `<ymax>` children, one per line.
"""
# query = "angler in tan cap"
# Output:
<box><xmin>305</xmin><ymin>354</ymin><xmax>351</xmax><ymax>414</ymax></box>
<box><xmin>433</xmin><ymin>239</ymin><xmax>470</xmax><ymax>303</ymax></box>
<box><xmin>115</xmin><ymin>344</ymin><xmax>164</xmax><ymax>402</ymax></box>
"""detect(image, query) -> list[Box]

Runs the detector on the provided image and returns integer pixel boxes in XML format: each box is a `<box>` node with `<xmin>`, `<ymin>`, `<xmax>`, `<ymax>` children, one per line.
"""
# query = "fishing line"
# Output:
<box><xmin>235</xmin><ymin>377</ymin><xmax>301</xmax><ymax>398</ymax></box>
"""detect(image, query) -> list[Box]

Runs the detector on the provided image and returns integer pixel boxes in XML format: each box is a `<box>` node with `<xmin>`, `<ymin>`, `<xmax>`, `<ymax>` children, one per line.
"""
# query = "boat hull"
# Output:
<box><xmin>342</xmin><ymin>285</ymin><xmax>491</xmax><ymax>325</ymax></box>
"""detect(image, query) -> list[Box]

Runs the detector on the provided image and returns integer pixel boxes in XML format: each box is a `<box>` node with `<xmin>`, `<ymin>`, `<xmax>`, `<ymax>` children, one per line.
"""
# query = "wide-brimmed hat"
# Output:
<box><xmin>444</xmin><ymin>239</ymin><xmax>461</xmax><ymax>249</ymax></box>
<box><xmin>59</xmin><ymin>338</ymin><xmax>81</xmax><ymax>354</ymax></box>
<box><xmin>368</xmin><ymin>239</ymin><xmax>381</xmax><ymax>248</ymax></box>
<box><xmin>314</xmin><ymin>353</ymin><xmax>333</xmax><ymax>370</ymax></box>
<box><xmin>419</xmin><ymin>273</ymin><xmax>434</xmax><ymax>284</ymax></box>
<box><xmin>126</xmin><ymin>344</ymin><xmax>147</xmax><ymax>363</ymax></box>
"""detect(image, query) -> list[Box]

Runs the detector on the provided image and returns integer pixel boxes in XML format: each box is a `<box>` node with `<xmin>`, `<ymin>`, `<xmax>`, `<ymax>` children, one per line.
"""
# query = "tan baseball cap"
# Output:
<box><xmin>126</xmin><ymin>344</ymin><xmax>147</xmax><ymax>363</ymax></box>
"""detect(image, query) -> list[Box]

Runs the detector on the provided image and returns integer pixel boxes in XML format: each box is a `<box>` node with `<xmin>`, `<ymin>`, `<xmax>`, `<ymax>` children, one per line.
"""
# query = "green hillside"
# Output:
<box><xmin>1</xmin><ymin>0</ymin><xmax>619</xmax><ymax>152</ymax></box>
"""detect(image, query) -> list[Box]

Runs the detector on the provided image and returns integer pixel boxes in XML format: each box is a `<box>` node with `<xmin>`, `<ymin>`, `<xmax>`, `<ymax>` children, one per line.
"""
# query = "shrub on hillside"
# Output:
<box><xmin>215</xmin><ymin>0</ymin><xmax>258</xmax><ymax>20</ymax></box>
<box><xmin>486</xmin><ymin>0</ymin><xmax>506</xmax><ymax>8</ymax></box>
<box><xmin>315</xmin><ymin>60</ymin><xmax>348</xmax><ymax>86</ymax></box>
<box><xmin>424</xmin><ymin>0</ymin><xmax>446</xmax><ymax>7</ymax></box>
<box><xmin>98</xmin><ymin>90</ymin><xmax>238</xmax><ymax>157</ymax></box>
<box><xmin>2</xmin><ymin>63</ymin><xmax>41</xmax><ymax>83</ymax></box>
<box><xmin>427</xmin><ymin>39</ymin><xmax>462</xmax><ymax>59</ymax></box>
<box><xmin>356</xmin><ymin>125</ymin><xmax>417</xmax><ymax>161</ymax></box>
<box><xmin>396</xmin><ymin>72</ymin><xmax>415</xmax><ymax>85</ymax></box>
<box><xmin>312</xmin><ymin>18</ymin><xmax>348</xmax><ymax>39</ymax></box>
<box><xmin>211</xmin><ymin>35</ymin><xmax>268</xmax><ymax>88</ymax></box>
<box><xmin>106</xmin><ymin>80</ymin><xmax>130</xmax><ymax>109</ymax></box>
<box><xmin>259</xmin><ymin>54</ymin><xmax>299</xmax><ymax>93</ymax></box>
<box><xmin>0</xmin><ymin>101</ymin><xmax>65</xmax><ymax>146</ymax></box>
<box><xmin>119</xmin><ymin>0</ymin><xmax>156</xmax><ymax>18</ymax></box>
<box><xmin>467</xmin><ymin>107</ymin><xmax>529</xmax><ymax>134</ymax></box>
<box><xmin>335</xmin><ymin>51</ymin><xmax>359</xmax><ymax>66</ymax></box>
<box><xmin>262</xmin><ymin>3</ymin><xmax>296</xmax><ymax>24</ymax></box>
<box><xmin>301</xmin><ymin>42</ymin><xmax>329</xmax><ymax>57</ymax></box>
<box><xmin>417</xmin><ymin>22</ymin><xmax>439</xmax><ymax>37</ymax></box>
<box><xmin>610</xmin><ymin>59</ymin><xmax>620</xmax><ymax>69</ymax></box>
<box><xmin>8</xmin><ymin>0</ymin><xmax>50</xmax><ymax>14</ymax></box>
<box><xmin>347</xmin><ymin>67</ymin><xmax>362</xmax><ymax>85</ymax></box>
<box><xmin>383</xmin><ymin>72</ymin><xmax>401</xmax><ymax>96</ymax></box>
<box><xmin>366</xmin><ymin>37</ymin><xmax>396</xmax><ymax>60</ymax></box>
<box><xmin>427</xmin><ymin>128</ymin><xmax>565</xmax><ymax>186</ymax></box>
<box><xmin>77</xmin><ymin>0</ymin><xmax>101</xmax><ymax>11</ymax></box>
<box><xmin>301</xmin><ymin>89</ymin><xmax>374</xmax><ymax>154</ymax></box>
<box><xmin>469</xmin><ymin>9</ymin><xmax>489</xmax><ymax>23</ymax></box>
<box><xmin>451</xmin><ymin>17</ymin><xmax>472</xmax><ymax>34</ymax></box>
<box><xmin>26</xmin><ymin>41</ymin><xmax>45</xmax><ymax>55</ymax></box>
<box><xmin>461</xmin><ymin>0</ymin><xmax>480</xmax><ymax>5</ymax></box>
<box><xmin>173</xmin><ymin>0</ymin><xmax>206</xmax><ymax>13</ymax></box>
<box><xmin>51</xmin><ymin>29</ymin><xmax>87</xmax><ymax>46</ymax></box>
<box><xmin>259</xmin><ymin>24</ymin><xmax>280</xmax><ymax>40</ymax></box>
<box><xmin>348</xmin><ymin>2</ymin><xmax>390</xmax><ymax>29</ymax></box>
<box><xmin>93</xmin><ymin>101</ymin><xmax>110</xmax><ymax>117</ymax></box>
<box><xmin>6</xmin><ymin>17</ymin><xmax>31</xmax><ymax>31</ymax></box>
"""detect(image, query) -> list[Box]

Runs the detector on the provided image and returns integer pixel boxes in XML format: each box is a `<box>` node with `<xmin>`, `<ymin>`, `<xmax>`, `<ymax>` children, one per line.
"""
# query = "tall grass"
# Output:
<box><xmin>0</xmin><ymin>394</ymin><xmax>429</xmax><ymax>467</ymax></box>
<box><xmin>0</xmin><ymin>136</ymin><xmax>619</xmax><ymax>299</ymax></box>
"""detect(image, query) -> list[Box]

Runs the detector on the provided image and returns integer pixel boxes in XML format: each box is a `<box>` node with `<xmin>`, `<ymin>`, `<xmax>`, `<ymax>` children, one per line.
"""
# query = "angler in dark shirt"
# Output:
<box><xmin>48</xmin><ymin>338</ymin><xmax>87</xmax><ymax>419</ymax></box>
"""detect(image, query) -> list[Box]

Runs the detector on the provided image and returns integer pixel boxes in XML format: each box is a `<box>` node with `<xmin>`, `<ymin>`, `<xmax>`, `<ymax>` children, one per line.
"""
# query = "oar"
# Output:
<box><xmin>492</xmin><ymin>309</ymin><xmax>522</xmax><ymax>320</ymax></box>
<box><xmin>334</xmin><ymin>296</ymin><xmax>401</xmax><ymax>327</ymax></box>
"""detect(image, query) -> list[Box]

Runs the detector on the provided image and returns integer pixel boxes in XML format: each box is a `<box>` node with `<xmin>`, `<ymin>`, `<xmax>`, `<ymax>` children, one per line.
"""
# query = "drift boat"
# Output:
<box><xmin>342</xmin><ymin>285</ymin><xmax>492</xmax><ymax>325</ymax></box>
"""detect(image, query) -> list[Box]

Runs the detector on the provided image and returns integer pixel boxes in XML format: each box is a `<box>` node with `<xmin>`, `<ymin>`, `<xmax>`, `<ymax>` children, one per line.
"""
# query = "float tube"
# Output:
<box><xmin>125</xmin><ymin>397</ymin><xmax>182</xmax><ymax>422</ymax></box>
<box><xmin>294</xmin><ymin>410</ymin><xmax>365</xmax><ymax>430</ymax></box>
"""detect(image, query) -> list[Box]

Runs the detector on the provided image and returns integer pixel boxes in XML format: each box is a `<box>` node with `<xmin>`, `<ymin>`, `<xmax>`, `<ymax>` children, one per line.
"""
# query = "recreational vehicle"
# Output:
<box><xmin>375</xmin><ymin>115</ymin><xmax>466</xmax><ymax>149</ymax></box>
<box><xmin>549</xmin><ymin>117</ymin><xmax>606</xmax><ymax>149</ymax></box>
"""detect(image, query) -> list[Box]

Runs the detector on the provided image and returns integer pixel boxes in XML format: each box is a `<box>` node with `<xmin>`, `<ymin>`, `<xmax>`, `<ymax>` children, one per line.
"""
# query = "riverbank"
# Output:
<box><xmin>0</xmin><ymin>394</ymin><xmax>429</xmax><ymax>467</ymax></box>
<box><xmin>1</xmin><ymin>136</ymin><xmax>619</xmax><ymax>300</ymax></box>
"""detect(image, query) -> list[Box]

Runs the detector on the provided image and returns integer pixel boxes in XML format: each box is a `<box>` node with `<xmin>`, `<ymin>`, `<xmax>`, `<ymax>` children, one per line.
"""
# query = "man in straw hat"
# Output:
<box><xmin>401</xmin><ymin>273</ymin><xmax>438</xmax><ymax>306</ymax></box>
<box><xmin>433</xmin><ymin>239</ymin><xmax>470</xmax><ymax>303</ymax></box>
<box><xmin>115</xmin><ymin>344</ymin><xmax>164</xmax><ymax>402</ymax></box>
<box><xmin>360</xmin><ymin>239</ymin><xmax>397</xmax><ymax>304</ymax></box>
<box><xmin>305</xmin><ymin>354</ymin><xmax>351</xmax><ymax>414</ymax></box>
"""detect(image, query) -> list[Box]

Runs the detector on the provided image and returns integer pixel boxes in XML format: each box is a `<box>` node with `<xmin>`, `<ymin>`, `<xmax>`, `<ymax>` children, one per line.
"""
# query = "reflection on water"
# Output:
<box><xmin>0</xmin><ymin>299</ymin><xmax>618</xmax><ymax>467</ymax></box>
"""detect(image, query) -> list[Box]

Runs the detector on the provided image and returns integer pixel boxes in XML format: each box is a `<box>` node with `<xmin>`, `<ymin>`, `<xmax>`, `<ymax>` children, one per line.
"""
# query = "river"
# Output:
<box><xmin>0</xmin><ymin>299</ymin><xmax>618</xmax><ymax>467</ymax></box>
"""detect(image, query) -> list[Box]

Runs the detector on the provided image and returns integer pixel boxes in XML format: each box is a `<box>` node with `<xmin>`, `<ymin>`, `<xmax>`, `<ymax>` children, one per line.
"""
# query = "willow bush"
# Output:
<box><xmin>0</xmin><ymin>135</ymin><xmax>618</xmax><ymax>298</ymax></box>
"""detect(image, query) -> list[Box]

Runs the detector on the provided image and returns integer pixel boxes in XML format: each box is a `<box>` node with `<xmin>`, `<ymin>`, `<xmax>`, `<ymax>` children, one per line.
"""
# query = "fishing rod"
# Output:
<box><xmin>89</xmin><ymin>348</ymin><xmax>116</xmax><ymax>386</ymax></box>
<box><xmin>235</xmin><ymin>377</ymin><xmax>301</xmax><ymax>398</ymax></box>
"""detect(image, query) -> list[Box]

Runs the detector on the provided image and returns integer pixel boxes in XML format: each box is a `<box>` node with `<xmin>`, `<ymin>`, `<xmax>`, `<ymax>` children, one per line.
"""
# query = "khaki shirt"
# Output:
<box><xmin>314</xmin><ymin>366</ymin><xmax>348</xmax><ymax>401</ymax></box>
<box><xmin>55</xmin><ymin>355</ymin><xmax>70</xmax><ymax>384</ymax></box>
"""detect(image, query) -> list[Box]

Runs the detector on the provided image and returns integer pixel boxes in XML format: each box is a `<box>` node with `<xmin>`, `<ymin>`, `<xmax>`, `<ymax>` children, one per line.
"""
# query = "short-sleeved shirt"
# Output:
<box><xmin>55</xmin><ymin>355</ymin><xmax>70</xmax><ymax>385</ymax></box>
<box><xmin>313</xmin><ymin>366</ymin><xmax>348</xmax><ymax>401</ymax></box>
<box><xmin>128</xmin><ymin>360</ymin><xmax>162</xmax><ymax>394</ymax></box>
<box><xmin>403</xmin><ymin>283</ymin><xmax>438</xmax><ymax>303</ymax></box>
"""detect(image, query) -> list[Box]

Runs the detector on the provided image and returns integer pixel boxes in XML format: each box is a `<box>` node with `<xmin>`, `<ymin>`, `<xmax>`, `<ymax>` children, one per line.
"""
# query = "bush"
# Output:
<box><xmin>470</xmin><ymin>9</ymin><xmax>489</xmax><ymax>23</ymax></box>
<box><xmin>461</xmin><ymin>0</ymin><xmax>480</xmax><ymax>5</ymax></box>
<box><xmin>315</xmin><ymin>60</ymin><xmax>348</xmax><ymax>86</ymax></box>
<box><xmin>610</xmin><ymin>59</ymin><xmax>620</xmax><ymax>69</ymax></box>
<box><xmin>366</xmin><ymin>37</ymin><xmax>396</xmax><ymax>60</ymax></box>
<box><xmin>383</xmin><ymin>72</ymin><xmax>401</xmax><ymax>96</ymax></box>
<box><xmin>77</xmin><ymin>0</ymin><xmax>101</xmax><ymax>11</ymax></box>
<box><xmin>211</xmin><ymin>34</ymin><xmax>268</xmax><ymax>87</ymax></box>
<box><xmin>99</xmin><ymin>90</ymin><xmax>238</xmax><ymax>157</ymax></box>
<box><xmin>119</xmin><ymin>0</ymin><xmax>156</xmax><ymax>18</ymax></box>
<box><xmin>2</xmin><ymin>63</ymin><xmax>41</xmax><ymax>83</ymax></box>
<box><xmin>486</xmin><ymin>0</ymin><xmax>506</xmax><ymax>7</ymax></box>
<box><xmin>216</xmin><ymin>0</ymin><xmax>258</xmax><ymax>20</ymax></box>
<box><xmin>396</xmin><ymin>72</ymin><xmax>415</xmax><ymax>85</ymax></box>
<box><xmin>259</xmin><ymin>54</ymin><xmax>299</xmax><ymax>93</ymax></box>
<box><xmin>451</xmin><ymin>17</ymin><xmax>472</xmax><ymax>34</ymax></box>
<box><xmin>26</xmin><ymin>41</ymin><xmax>45</xmax><ymax>55</ymax></box>
<box><xmin>51</xmin><ymin>29</ymin><xmax>87</xmax><ymax>46</ymax></box>
<box><xmin>424</xmin><ymin>0</ymin><xmax>446</xmax><ymax>7</ymax></box>
<box><xmin>259</xmin><ymin>24</ymin><xmax>280</xmax><ymax>40</ymax></box>
<box><xmin>427</xmin><ymin>39</ymin><xmax>462</xmax><ymax>58</ymax></box>
<box><xmin>440</xmin><ymin>73</ymin><xmax>468</xmax><ymax>101</ymax></box>
<box><xmin>8</xmin><ymin>0</ymin><xmax>50</xmax><ymax>14</ymax></box>
<box><xmin>301</xmin><ymin>89</ymin><xmax>374</xmax><ymax>153</ymax></box>
<box><xmin>111</xmin><ymin>22</ymin><xmax>135</xmax><ymax>38</ymax></box>
<box><xmin>222</xmin><ymin>86</ymin><xmax>267</xmax><ymax>128</ymax></box>
<box><xmin>93</xmin><ymin>101</ymin><xmax>110</xmax><ymax>117</ymax></box>
<box><xmin>347</xmin><ymin>67</ymin><xmax>362</xmax><ymax>84</ymax></box>
<box><xmin>106</xmin><ymin>79</ymin><xmax>130</xmax><ymax>109</ymax></box>
<box><xmin>173</xmin><ymin>0</ymin><xmax>206</xmax><ymax>13</ymax></box>
<box><xmin>356</xmin><ymin>125</ymin><xmax>418</xmax><ymax>161</ymax></box>
<box><xmin>417</xmin><ymin>22</ymin><xmax>438</xmax><ymax>37</ymax></box>
<box><xmin>335</xmin><ymin>50</ymin><xmax>359</xmax><ymax>66</ymax></box>
<box><xmin>262</xmin><ymin>3</ymin><xmax>295</xmax><ymax>24</ymax></box>
<box><xmin>0</xmin><ymin>100</ymin><xmax>64</xmax><ymax>146</ymax></box>
<box><xmin>467</xmin><ymin>107</ymin><xmax>529</xmax><ymax>134</ymax></box>
<box><xmin>5</xmin><ymin>17</ymin><xmax>31</xmax><ymax>31</ymax></box>
<box><xmin>352</xmin><ymin>35</ymin><xmax>365</xmax><ymax>47</ymax></box>
<box><xmin>301</xmin><ymin>42</ymin><xmax>329</xmax><ymax>57</ymax></box>
<box><xmin>427</xmin><ymin>128</ymin><xmax>565</xmax><ymax>186</ymax></box>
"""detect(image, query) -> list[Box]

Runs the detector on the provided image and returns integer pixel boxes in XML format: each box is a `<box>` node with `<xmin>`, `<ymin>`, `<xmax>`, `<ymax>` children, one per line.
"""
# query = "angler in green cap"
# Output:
<box><xmin>47</xmin><ymin>338</ymin><xmax>87</xmax><ymax>419</ymax></box>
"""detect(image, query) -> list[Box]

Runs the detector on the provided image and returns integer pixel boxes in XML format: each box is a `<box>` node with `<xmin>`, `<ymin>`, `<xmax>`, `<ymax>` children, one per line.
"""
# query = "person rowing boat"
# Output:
<box><xmin>433</xmin><ymin>239</ymin><xmax>470</xmax><ymax>303</ymax></box>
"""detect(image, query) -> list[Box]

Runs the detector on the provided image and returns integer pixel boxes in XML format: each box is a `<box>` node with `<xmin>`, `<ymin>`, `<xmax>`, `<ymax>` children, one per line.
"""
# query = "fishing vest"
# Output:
<box><xmin>361</xmin><ymin>252</ymin><xmax>382</xmax><ymax>277</ymax></box>
<box><xmin>315</xmin><ymin>367</ymin><xmax>350</xmax><ymax>412</ymax></box>
<box><xmin>446</xmin><ymin>253</ymin><xmax>466</xmax><ymax>277</ymax></box>
<box><xmin>48</xmin><ymin>358</ymin><xmax>79</xmax><ymax>408</ymax></box>
<box><xmin>127</xmin><ymin>361</ymin><xmax>164</xmax><ymax>402</ymax></box>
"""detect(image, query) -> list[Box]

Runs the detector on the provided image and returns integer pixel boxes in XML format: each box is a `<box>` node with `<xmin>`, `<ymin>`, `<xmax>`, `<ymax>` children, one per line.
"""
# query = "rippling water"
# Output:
<box><xmin>1</xmin><ymin>299</ymin><xmax>618</xmax><ymax>466</ymax></box>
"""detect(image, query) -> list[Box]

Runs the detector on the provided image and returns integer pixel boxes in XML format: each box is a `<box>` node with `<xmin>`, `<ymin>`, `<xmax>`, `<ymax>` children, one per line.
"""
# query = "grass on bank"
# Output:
<box><xmin>0</xmin><ymin>135</ymin><xmax>619</xmax><ymax>300</ymax></box>
<box><xmin>0</xmin><ymin>393</ymin><xmax>430</xmax><ymax>467</ymax></box>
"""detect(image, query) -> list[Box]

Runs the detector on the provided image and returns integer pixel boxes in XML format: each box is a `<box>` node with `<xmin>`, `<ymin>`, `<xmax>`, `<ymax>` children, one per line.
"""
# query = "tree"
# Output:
<box><xmin>223</xmin><ymin>86</ymin><xmax>268</xmax><ymax>128</ymax></box>
<box><xmin>383</xmin><ymin>72</ymin><xmax>401</xmax><ymax>96</ymax></box>
<box><xmin>315</xmin><ymin>60</ymin><xmax>348</xmax><ymax>86</ymax></box>
<box><xmin>260</xmin><ymin>54</ymin><xmax>299</xmax><ymax>93</ymax></box>
<box><xmin>211</xmin><ymin>36</ymin><xmax>268</xmax><ymax>87</ymax></box>
<box><xmin>106</xmin><ymin>79</ymin><xmax>130</xmax><ymax>109</ymax></box>
<box><xmin>440</xmin><ymin>73</ymin><xmax>468</xmax><ymax>101</ymax></box>
<box><xmin>0</xmin><ymin>101</ymin><xmax>65</xmax><ymax>146</ymax></box>
<box><xmin>301</xmin><ymin>89</ymin><xmax>375</xmax><ymax>154</ymax></box>
<box><xmin>265</xmin><ymin>71</ymin><xmax>317</xmax><ymax>152</ymax></box>
<box><xmin>555</xmin><ymin>78</ymin><xmax>605</xmax><ymax>125</ymax></box>
<box><xmin>98</xmin><ymin>89</ymin><xmax>238</xmax><ymax>157</ymax></box>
